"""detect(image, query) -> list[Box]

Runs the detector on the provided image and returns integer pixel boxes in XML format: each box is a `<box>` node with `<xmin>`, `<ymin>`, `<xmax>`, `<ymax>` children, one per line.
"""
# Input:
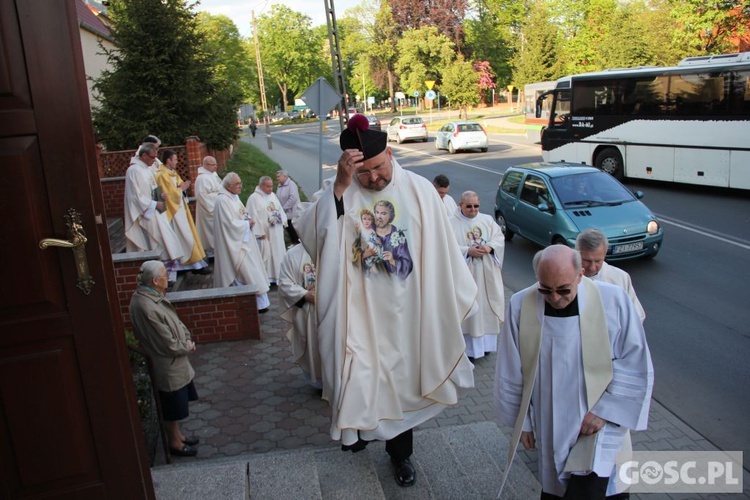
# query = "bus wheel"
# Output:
<box><xmin>595</xmin><ymin>148</ymin><xmax>624</xmax><ymax>180</ymax></box>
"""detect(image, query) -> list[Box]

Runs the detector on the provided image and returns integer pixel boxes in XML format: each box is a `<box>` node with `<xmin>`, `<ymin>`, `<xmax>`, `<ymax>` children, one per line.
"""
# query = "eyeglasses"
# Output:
<box><xmin>464</xmin><ymin>204</ymin><xmax>480</xmax><ymax>208</ymax></box>
<box><xmin>538</xmin><ymin>287</ymin><xmax>572</xmax><ymax>296</ymax></box>
<box><xmin>147</xmin><ymin>154</ymin><xmax>157</xmax><ymax>159</ymax></box>
<box><xmin>356</xmin><ymin>164</ymin><xmax>387</xmax><ymax>180</ymax></box>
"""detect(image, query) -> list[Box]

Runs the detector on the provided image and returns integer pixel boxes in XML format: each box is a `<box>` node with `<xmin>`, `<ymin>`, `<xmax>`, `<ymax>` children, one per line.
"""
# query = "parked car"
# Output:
<box><xmin>289</xmin><ymin>111</ymin><xmax>301</xmax><ymax>120</ymax></box>
<box><xmin>494</xmin><ymin>162</ymin><xmax>663</xmax><ymax>260</ymax></box>
<box><xmin>386</xmin><ymin>116</ymin><xmax>428</xmax><ymax>143</ymax></box>
<box><xmin>366</xmin><ymin>115</ymin><xmax>381</xmax><ymax>131</ymax></box>
<box><xmin>435</xmin><ymin>121</ymin><xmax>489</xmax><ymax>153</ymax></box>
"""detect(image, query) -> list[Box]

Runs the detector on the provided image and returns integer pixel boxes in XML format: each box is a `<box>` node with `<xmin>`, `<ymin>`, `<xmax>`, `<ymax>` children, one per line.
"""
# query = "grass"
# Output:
<box><xmin>223</xmin><ymin>140</ymin><xmax>308</xmax><ymax>202</ymax></box>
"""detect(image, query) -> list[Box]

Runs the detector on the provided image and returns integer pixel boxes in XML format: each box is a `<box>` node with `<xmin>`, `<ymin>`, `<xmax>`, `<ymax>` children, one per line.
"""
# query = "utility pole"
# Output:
<box><xmin>252</xmin><ymin>10</ymin><xmax>272</xmax><ymax>149</ymax></box>
<box><xmin>324</xmin><ymin>0</ymin><xmax>349</xmax><ymax>130</ymax></box>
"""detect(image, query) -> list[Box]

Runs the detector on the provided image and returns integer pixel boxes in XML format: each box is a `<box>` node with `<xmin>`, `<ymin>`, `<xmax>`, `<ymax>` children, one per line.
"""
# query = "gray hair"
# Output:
<box><xmin>532</xmin><ymin>245</ymin><xmax>582</xmax><ymax>279</ymax></box>
<box><xmin>137</xmin><ymin>142</ymin><xmax>158</xmax><ymax>157</ymax></box>
<box><xmin>202</xmin><ymin>155</ymin><xmax>217</xmax><ymax>167</ymax></box>
<box><xmin>576</xmin><ymin>228</ymin><xmax>608</xmax><ymax>251</ymax></box>
<box><xmin>276</xmin><ymin>169</ymin><xmax>288</xmax><ymax>177</ymax></box>
<box><xmin>460</xmin><ymin>190</ymin><xmax>478</xmax><ymax>203</ymax></box>
<box><xmin>137</xmin><ymin>260</ymin><xmax>165</xmax><ymax>286</ymax></box>
<box><xmin>222</xmin><ymin>172</ymin><xmax>241</xmax><ymax>188</ymax></box>
<box><xmin>259</xmin><ymin>176</ymin><xmax>272</xmax><ymax>185</ymax></box>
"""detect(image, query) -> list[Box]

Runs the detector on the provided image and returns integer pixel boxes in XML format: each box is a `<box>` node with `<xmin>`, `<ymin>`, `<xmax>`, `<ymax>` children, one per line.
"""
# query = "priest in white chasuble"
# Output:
<box><xmin>295</xmin><ymin>114</ymin><xmax>477</xmax><ymax>488</ymax></box>
<box><xmin>449</xmin><ymin>191</ymin><xmax>505</xmax><ymax>360</ymax></box>
<box><xmin>212</xmin><ymin>172</ymin><xmax>270</xmax><ymax>312</ymax></box>
<box><xmin>246</xmin><ymin>176</ymin><xmax>288</xmax><ymax>285</ymax></box>
<box><xmin>278</xmin><ymin>243</ymin><xmax>321</xmax><ymax>389</ymax></box>
<box><xmin>494</xmin><ymin>245</ymin><xmax>653</xmax><ymax>499</ymax></box>
<box><xmin>124</xmin><ymin>143</ymin><xmax>184</xmax><ymax>269</ymax></box>
<box><xmin>194</xmin><ymin>156</ymin><xmax>223</xmax><ymax>257</ymax></box>
<box><xmin>155</xmin><ymin>149</ymin><xmax>208</xmax><ymax>273</ymax></box>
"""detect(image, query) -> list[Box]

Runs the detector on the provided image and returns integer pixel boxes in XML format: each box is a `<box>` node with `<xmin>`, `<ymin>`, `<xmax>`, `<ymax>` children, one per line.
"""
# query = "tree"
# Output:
<box><xmin>371</xmin><ymin>2</ymin><xmax>401</xmax><ymax>111</ymax></box>
<box><xmin>92</xmin><ymin>0</ymin><xmax>240</xmax><ymax>150</ymax></box>
<box><xmin>464</xmin><ymin>0</ymin><xmax>514</xmax><ymax>87</ymax></box>
<box><xmin>511</xmin><ymin>0</ymin><xmax>564</xmax><ymax>86</ymax></box>
<box><xmin>473</xmin><ymin>60</ymin><xmax>497</xmax><ymax>104</ymax></box>
<box><xmin>389</xmin><ymin>0</ymin><xmax>469</xmax><ymax>49</ymax></box>
<box><xmin>669</xmin><ymin>0</ymin><xmax>750</xmax><ymax>55</ymax></box>
<box><xmin>440</xmin><ymin>56</ymin><xmax>481</xmax><ymax>118</ymax></box>
<box><xmin>255</xmin><ymin>5</ymin><xmax>329</xmax><ymax>110</ymax></box>
<box><xmin>395</xmin><ymin>27</ymin><xmax>456</xmax><ymax>95</ymax></box>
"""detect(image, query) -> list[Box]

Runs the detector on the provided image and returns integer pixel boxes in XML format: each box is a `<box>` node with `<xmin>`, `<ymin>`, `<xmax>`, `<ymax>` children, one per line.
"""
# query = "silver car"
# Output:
<box><xmin>386</xmin><ymin>116</ymin><xmax>428</xmax><ymax>143</ymax></box>
<box><xmin>435</xmin><ymin>121</ymin><xmax>489</xmax><ymax>153</ymax></box>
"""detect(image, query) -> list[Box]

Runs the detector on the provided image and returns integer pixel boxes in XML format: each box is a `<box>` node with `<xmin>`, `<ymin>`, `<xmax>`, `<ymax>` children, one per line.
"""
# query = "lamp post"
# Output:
<box><xmin>362</xmin><ymin>72</ymin><xmax>366</xmax><ymax>113</ymax></box>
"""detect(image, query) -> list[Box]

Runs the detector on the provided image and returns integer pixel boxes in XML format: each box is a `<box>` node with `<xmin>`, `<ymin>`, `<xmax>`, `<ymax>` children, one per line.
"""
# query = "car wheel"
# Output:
<box><xmin>423</xmin><ymin>137</ymin><xmax>428</xmax><ymax>142</ymax></box>
<box><xmin>481</xmin><ymin>147</ymin><xmax>488</xmax><ymax>153</ymax></box>
<box><xmin>448</xmin><ymin>141</ymin><xmax>456</xmax><ymax>154</ymax></box>
<box><xmin>594</xmin><ymin>147</ymin><xmax>624</xmax><ymax>180</ymax></box>
<box><xmin>496</xmin><ymin>212</ymin><xmax>514</xmax><ymax>241</ymax></box>
<box><xmin>435</xmin><ymin>139</ymin><xmax>441</xmax><ymax>151</ymax></box>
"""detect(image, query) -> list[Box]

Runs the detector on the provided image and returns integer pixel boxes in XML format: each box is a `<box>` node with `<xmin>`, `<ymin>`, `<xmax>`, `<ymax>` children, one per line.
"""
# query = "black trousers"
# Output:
<box><xmin>385</xmin><ymin>429</ymin><xmax>413</xmax><ymax>461</ymax></box>
<box><xmin>540</xmin><ymin>472</ymin><xmax>629</xmax><ymax>500</ymax></box>
<box><xmin>285</xmin><ymin>221</ymin><xmax>300</xmax><ymax>244</ymax></box>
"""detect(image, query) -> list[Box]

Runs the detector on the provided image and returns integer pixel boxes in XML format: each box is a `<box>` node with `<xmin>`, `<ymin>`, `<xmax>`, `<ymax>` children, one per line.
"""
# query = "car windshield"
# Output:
<box><xmin>551</xmin><ymin>172</ymin><xmax>635</xmax><ymax>206</ymax></box>
<box><xmin>458</xmin><ymin>123</ymin><xmax>482</xmax><ymax>132</ymax></box>
<box><xmin>402</xmin><ymin>118</ymin><xmax>423</xmax><ymax>125</ymax></box>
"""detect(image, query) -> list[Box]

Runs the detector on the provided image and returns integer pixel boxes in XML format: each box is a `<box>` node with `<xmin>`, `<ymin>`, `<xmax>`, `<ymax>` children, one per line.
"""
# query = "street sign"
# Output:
<box><xmin>300</xmin><ymin>77</ymin><xmax>341</xmax><ymax>117</ymax></box>
<box><xmin>425</xmin><ymin>80</ymin><xmax>435</xmax><ymax>90</ymax></box>
<box><xmin>413</xmin><ymin>90</ymin><xmax>420</xmax><ymax>97</ymax></box>
<box><xmin>425</xmin><ymin>90</ymin><xmax>436</xmax><ymax>100</ymax></box>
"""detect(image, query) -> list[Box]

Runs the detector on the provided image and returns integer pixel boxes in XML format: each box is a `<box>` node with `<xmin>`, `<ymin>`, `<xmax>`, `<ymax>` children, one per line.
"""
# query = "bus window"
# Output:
<box><xmin>551</xmin><ymin>91</ymin><xmax>571</xmax><ymax>128</ymax></box>
<box><xmin>730</xmin><ymin>70</ymin><xmax>750</xmax><ymax>115</ymax></box>
<box><xmin>621</xmin><ymin>76</ymin><xmax>668</xmax><ymax>116</ymax></box>
<box><xmin>573</xmin><ymin>81</ymin><xmax>616</xmax><ymax>115</ymax></box>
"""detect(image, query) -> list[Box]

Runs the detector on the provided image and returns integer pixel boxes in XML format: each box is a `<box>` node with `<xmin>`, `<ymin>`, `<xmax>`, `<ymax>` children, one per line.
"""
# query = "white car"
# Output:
<box><xmin>386</xmin><ymin>116</ymin><xmax>428</xmax><ymax>144</ymax></box>
<box><xmin>435</xmin><ymin>121</ymin><xmax>489</xmax><ymax>153</ymax></box>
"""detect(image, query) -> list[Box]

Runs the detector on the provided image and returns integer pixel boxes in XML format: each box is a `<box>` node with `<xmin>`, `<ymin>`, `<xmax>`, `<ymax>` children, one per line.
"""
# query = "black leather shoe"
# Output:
<box><xmin>391</xmin><ymin>457</ymin><xmax>416</xmax><ymax>487</ymax></box>
<box><xmin>191</xmin><ymin>267</ymin><xmax>212</xmax><ymax>275</ymax></box>
<box><xmin>258</xmin><ymin>307</ymin><xmax>269</xmax><ymax>314</ymax></box>
<box><xmin>169</xmin><ymin>444</ymin><xmax>197</xmax><ymax>457</ymax></box>
<box><xmin>182</xmin><ymin>436</ymin><xmax>200</xmax><ymax>446</ymax></box>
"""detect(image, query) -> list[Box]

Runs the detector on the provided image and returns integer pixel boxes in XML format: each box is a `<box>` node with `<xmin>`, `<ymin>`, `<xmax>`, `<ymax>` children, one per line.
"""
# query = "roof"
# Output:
<box><xmin>509</xmin><ymin>162</ymin><xmax>599</xmax><ymax>178</ymax></box>
<box><xmin>76</xmin><ymin>0</ymin><xmax>112</xmax><ymax>40</ymax></box>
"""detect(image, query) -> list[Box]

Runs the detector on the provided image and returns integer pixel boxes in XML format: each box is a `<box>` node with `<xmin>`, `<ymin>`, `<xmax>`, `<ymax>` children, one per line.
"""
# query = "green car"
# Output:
<box><xmin>494</xmin><ymin>162</ymin><xmax>663</xmax><ymax>260</ymax></box>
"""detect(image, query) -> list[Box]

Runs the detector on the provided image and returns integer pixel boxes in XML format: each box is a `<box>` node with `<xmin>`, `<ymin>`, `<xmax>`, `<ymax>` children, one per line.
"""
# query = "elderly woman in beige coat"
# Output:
<box><xmin>129</xmin><ymin>260</ymin><xmax>200</xmax><ymax>457</ymax></box>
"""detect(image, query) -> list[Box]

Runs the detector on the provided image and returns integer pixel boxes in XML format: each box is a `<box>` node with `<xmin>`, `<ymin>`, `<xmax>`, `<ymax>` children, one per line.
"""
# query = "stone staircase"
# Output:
<box><xmin>107</xmin><ymin>217</ymin><xmax>126</xmax><ymax>254</ymax></box>
<box><xmin>150</xmin><ymin>422</ymin><xmax>541</xmax><ymax>499</ymax></box>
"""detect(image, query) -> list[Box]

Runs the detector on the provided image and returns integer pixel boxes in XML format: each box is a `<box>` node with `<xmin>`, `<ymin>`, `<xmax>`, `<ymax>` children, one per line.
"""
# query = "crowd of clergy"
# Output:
<box><xmin>124</xmin><ymin>128</ymin><xmax>653</xmax><ymax>497</ymax></box>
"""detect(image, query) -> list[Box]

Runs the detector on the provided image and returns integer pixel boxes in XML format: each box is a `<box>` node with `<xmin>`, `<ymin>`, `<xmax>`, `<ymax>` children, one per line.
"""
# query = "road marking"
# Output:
<box><xmin>656</xmin><ymin>214</ymin><xmax>750</xmax><ymax>250</ymax></box>
<box><xmin>389</xmin><ymin>145</ymin><xmax>504</xmax><ymax>175</ymax></box>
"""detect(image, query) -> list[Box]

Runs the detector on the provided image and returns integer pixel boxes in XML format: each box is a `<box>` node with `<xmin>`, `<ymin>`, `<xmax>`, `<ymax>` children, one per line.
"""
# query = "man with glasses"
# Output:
<box><xmin>124</xmin><ymin>142</ymin><xmax>184</xmax><ymax>281</ymax></box>
<box><xmin>449</xmin><ymin>191</ymin><xmax>505</xmax><ymax>360</ymax></box>
<box><xmin>494</xmin><ymin>244</ymin><xmax>653</xmax><ymax>499</ymax></box>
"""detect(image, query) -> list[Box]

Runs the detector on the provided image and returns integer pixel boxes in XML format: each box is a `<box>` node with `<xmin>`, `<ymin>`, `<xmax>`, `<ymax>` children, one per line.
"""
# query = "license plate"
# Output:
<box><xmin>613</xmin><ymin>242</ymin><xmax>643</xmax><ymax>254</ymax></box>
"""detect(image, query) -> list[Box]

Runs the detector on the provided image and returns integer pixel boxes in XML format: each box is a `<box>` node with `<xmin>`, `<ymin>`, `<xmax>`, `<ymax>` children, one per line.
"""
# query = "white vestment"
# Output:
<box><xmin>279</xmin><ymin>244</ymin><xmax>321</xmax><ymax>388</ymax></box>
<box><xmin>449</xmin><ymin>212</ymin><xmax>505</xmax><ymax>358</ymax></box>
<box><xmin>441</xmin><ymin>194</ymin><xmax>458</xmax><ymax>217</ymax></box>
<box><xmin>296</xmin><ymin>157</ymin><xmax>477</xmax><ymax>445</ymax></box>
<box><xmin>246</xmin><ymin>188</ymin><xmax>288</xmax><ymax>283</ymax></box>
<box><xmin>494</xmin><ymin>281</ymin><xmax>653</xmax><ymax>496</ymax></box>
<box><xmin>123</xmin><ymin>156</ymin><xmax>183</xmax><ymax>261</ymax></box>
<box><xmin>194</xmin><ymin>167</ymin><xmax>223</xmax><ymax>255</ymax></box>
<box><xmin>592</xmin><ymin>261</ymin><xmax>646</xmax><ymax>322</ymax></box>
<box><xmin>213</xmin><ymin>187</ymin><xmax>270</xmax><ymax>301</ymax></box>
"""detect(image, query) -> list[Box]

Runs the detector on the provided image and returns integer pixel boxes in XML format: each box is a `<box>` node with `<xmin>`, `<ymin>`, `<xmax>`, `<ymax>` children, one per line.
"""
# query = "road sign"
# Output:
<box><xmin>300</xmin><ymin>77</ymin><xmax>341</xmax><ymax>117</ymax></box>
<box><xmin>425</xmin><ymin>90</ymin><xmax>436</xmax><ymax>100</ymax></box>
<box><xmin>395</xmin><ymin>91</ymin><xmax>405</xmax><ymax>100</ymax></box>
<box><xmin>413</xmin><ymin>90</ymin><xmax>420</xmax><ymax>97</ymax></box>
<box><xmin>425</xmin><ymin>80</ymin><xmax>435</xmax><ymax>90</ymax></box>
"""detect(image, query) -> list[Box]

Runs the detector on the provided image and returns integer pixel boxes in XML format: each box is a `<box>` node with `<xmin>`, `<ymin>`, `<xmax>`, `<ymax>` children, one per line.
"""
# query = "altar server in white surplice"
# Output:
<box><xmin>295</xmin><ymin>114</ymin><xmax>477</xmax><ymax>488</ymax></box>
<box><xmin>433</xmin><ymin>174</ymin><xmax>458</xmax><ymax>217</ymax></box>
<box><xmin>194</xmin><ymin>156</ymin><xmax>223</xmax><ymax>257</ymax></box>
<box><xmin>246</xmin><ymin>176</ymin><xmax>287</xmax><ymax>285</ymax></box>
<box><xmin>124</xmin><ymin>143</ymin><xmax>184</xmax><ymax>271</ymax></box>
<box><xmin>212</xmin><ymin>173</ymin><xmax>270</xmax><ymax>312</ymax></box>
<box><xmin>576</xmin><ymin>228</ymin><xmax>646</xmax><ymax>322</ymax></box>
<box><xmin>494</xmin><ymin>245</ymin><xmax>653</xmax><ymax>499</ymax></box>
<box><xmin>278</xmin><ymin>243</ymin><xmax>321</xmax><ymax>389</ymax></box>
<box><xmin>449</xmin><ymin>191</ymin><xmax>505</xmax><ymax>360</ymax></box>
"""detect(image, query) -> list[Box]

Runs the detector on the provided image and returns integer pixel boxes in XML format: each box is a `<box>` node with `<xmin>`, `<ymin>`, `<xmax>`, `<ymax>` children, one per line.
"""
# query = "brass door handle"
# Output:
<box><xmin>39</xmin><ymin>208</ymin><xmax>95</xmax><ymax>295</ymax></box>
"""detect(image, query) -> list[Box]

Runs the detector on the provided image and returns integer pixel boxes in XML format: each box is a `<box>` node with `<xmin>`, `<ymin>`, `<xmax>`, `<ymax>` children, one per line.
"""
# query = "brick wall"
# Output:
<box><xmin>102</xmin><ymin>177</ymin><xmax>125</xmax><ymax>221</ymax></box>
<box><xmin>112</xmin><ymin>252</ymin><xmax>260</xmax><ymax>343</ymax></box>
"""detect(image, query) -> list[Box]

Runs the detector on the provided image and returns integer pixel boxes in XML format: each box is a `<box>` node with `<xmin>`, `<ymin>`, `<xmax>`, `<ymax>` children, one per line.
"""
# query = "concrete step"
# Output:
<box><xmin>107</xmin><ymin>217</ymin><xmax>126</xmax><ymax>254</ymax></box>
<box><xmin>151</xmin><ymin>422</ymin><xmax>541</xmax><ymax>499</ymax></box>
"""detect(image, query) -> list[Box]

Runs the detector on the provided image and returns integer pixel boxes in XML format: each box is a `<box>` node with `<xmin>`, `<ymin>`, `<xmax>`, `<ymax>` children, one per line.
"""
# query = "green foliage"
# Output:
<box><xmin>92</xmin><ymin>0</ymin><xmax>241</xmax><ymax>150</ymax></box>
<box><xmin>396</xmin><ymin>27</ymin><xmax>456</xmax><ymax>93</ymax></box>
<box><xmin>511</xmin><ymin>0</ymin><xmax>564</xmax><ymax>87</ymax></box>
<box><xmin>441</xmin><ymin>56</ymin><xmax>481</xmax><ymax>118</ymax></box>
<box><xmin>669</xmin><ymin>0</ymin><xmax>750</xmax><ymax>54</ymax></box>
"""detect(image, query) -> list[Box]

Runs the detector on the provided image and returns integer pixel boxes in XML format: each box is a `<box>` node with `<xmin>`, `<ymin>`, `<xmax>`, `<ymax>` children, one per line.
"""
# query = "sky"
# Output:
<box><xmin>195</xmin><ymin>0</ymin><xmax>360</xmax><ymax>38</ymax></box>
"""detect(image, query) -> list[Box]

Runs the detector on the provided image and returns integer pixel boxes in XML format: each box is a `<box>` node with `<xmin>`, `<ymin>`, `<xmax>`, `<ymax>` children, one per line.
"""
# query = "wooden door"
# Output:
<box><xmin>0</xmin><ymin>0</ymin><xmax>152</xmax><ymax>497</ymax></box>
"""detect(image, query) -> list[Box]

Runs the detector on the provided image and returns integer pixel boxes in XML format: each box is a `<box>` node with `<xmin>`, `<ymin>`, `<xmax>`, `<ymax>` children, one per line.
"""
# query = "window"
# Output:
<box><xmin>459</xmin><ymin>123</ymin><xmax>482</xmax><ymax>132</ymax></box>
<box><xmin>501</xmin><ymin>171</ymin><xmax>524</xmax><ymax>196</ymax></box>
<box><xmin>520</xmin><ymin>174</ymin><xmax>550</xmax><ymax>206</ymax></box>
<box><xmin>573</xmin><ymin>81</ymin><xmax>617</xmax><ymax>115</ymax></box>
